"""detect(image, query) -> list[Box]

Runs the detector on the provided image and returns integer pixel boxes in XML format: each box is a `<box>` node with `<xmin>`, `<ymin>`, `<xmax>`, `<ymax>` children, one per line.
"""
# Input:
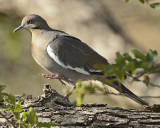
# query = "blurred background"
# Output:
<box><xmin>0</xmin><ymin>0</ymin><xmax>160</xmax><ymax>108</ymax></box>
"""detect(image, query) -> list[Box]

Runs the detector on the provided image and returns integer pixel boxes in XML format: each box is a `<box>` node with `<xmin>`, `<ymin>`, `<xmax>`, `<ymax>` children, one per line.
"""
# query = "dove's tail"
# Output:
<box><xmin>108</xmin><ymin>80</ymin><xmax>148</xmax><ymax>105</ymax></box>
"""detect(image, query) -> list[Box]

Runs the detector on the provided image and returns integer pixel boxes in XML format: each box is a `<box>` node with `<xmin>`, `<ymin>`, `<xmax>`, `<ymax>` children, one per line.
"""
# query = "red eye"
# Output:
<box><xmin>27</xmin><ymin>20</ymin><xmax>32</xmax><ymax>24</ymax></box>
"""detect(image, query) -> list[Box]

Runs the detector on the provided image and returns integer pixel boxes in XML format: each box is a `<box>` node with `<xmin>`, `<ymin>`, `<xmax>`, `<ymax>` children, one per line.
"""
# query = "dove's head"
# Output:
<box><xmin>14</xmin><ymin>14</ymin><xmax>50</xmax><ymax>33</ymax></box>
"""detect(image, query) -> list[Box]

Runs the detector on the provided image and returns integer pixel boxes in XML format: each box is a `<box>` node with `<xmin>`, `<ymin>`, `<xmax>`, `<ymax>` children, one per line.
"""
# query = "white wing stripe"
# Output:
<box><xmin>47</xmin><ymin>45</ymin><xmax>90</xmax><ymax>75</ymax></box>
<box><xmin>89</xmin><ymin>69</ymin><xmax>102</xmax><ymax>72</ymax></box>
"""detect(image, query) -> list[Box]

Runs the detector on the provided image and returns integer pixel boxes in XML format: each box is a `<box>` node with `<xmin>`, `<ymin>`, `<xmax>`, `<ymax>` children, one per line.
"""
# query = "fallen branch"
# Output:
<box><xmin>0</xmin><ymin>84</ymin><xmax>160</xmax><ymax>127</ymax></box>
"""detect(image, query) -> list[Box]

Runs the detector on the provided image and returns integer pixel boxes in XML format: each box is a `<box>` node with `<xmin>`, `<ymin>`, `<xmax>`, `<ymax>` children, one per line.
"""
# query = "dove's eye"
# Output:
<box><xmin>27</xmin><ymin>20</ymin><xmax>32</xmax><ymax>24</ymax></box>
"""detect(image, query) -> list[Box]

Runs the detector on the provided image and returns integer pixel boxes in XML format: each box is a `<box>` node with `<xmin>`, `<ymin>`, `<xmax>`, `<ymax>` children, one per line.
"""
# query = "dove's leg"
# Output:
<box><xmin>42</xmin><ymin>73</ymin><xmax>72</xmax><ymax>85</ymax></box>
<box><xmin>42</xmin><ymin>73</ymin><xmax>76</xmax><ymax>99</ymax></box>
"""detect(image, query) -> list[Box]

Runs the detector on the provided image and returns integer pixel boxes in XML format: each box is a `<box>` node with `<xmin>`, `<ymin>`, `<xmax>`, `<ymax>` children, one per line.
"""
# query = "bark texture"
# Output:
<box><xmin>0</xmin><ymin>84</ymin><xmax>160</xmax><ymax>128</ymax></box>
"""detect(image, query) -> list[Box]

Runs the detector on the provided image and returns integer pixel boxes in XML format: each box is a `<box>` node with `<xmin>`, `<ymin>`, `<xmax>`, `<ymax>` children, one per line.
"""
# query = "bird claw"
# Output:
<box><xmin>63</xmin><ymin>94</ymin><xmax>70</xmax><ymax>101</ymax></box>
<box><xmin>42</xmin><ymin>74</ymin><xmax>76</xmax><ymax>100</ymax></box>
<box><xmin>64</xmin><ymin>86</ymin><xmax>76</xmax><ymax>99</ymax></box>
<box><xmin>58</xmin><ymin>78</ymin><xmax>66</xmax><ymax>86</ymax></box>
<box><xmin>42</xmin><ymin>73</ymin><xmax>72</xmax><ymax>86</ymax></box>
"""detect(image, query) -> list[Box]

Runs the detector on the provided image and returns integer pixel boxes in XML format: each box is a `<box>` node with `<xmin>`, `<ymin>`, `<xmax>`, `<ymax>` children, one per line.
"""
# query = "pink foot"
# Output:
<box><xmin>64</xmin><ymin>86</ymin><xmax>76</xmax><ymax>99</ymax></box>
<box><xmin>42</xmin><ymin>73</ymin><xmax>72</xmax><ymax>85</ymax></box>
<box><xmin>42</xmin><ymin>73</ymin><xmax>76</xmax><ymax>99</ymax></box>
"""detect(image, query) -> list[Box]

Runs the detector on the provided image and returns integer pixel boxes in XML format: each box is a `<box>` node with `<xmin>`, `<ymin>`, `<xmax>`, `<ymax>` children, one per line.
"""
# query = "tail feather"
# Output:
<box><xmin>109</xmin><ymin>81</ymin><xmax>148</xmax><ymax>105</ymax></box>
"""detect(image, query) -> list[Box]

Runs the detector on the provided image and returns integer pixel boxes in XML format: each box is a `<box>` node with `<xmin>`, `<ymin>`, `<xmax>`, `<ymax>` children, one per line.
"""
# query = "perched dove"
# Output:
<box><xmin>14</xmin><ymin>14</ymin><xmax>148</xmax><ymax>105</ymax></box>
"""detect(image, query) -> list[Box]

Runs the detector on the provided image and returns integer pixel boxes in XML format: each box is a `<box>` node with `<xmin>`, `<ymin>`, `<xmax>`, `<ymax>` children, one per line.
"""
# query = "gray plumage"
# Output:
<box><xmin>14</xmin><ymin>14</ymin><xmax>148</xmax><ymax>105</ymax></box>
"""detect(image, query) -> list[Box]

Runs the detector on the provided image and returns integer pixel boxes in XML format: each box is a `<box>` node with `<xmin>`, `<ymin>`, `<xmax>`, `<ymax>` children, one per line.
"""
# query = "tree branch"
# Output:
<box><xmin>0</xmin><ymin>84</ymin><xmax>160</xmax><ymax>127</ymax></box>
<box><xmin>127</xmin><ymin>73</ymin><xmax>160</xmax><ymax>88</ymax></box>
<box><xmin>0</xmin><ymin>111</ymin><xmax>16</xmax><ymax>128</ymax></box>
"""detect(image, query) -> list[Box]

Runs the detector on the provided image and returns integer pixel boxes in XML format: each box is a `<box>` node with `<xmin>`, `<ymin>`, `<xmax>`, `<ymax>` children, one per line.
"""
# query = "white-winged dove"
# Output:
<box><xmin>14</xmin><ymin>14</ymin><xmax>148</xmax><ymax>105</ymax></box>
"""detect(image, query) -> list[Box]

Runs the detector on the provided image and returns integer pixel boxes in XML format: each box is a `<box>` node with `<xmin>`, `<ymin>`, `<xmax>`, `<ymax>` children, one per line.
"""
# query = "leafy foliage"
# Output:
<box><xmin>125</xmin><ymin>0</ymin><xmax>160</xmax><ymax>9</ymax></box>
<box><xmin>150</xmin><ymin>3</ymin><xmax>160</xmax><ymax>8</ymax></box>
<box><xmin>73</xmin><ymin>49</ymin><xmax>160</xmax><ymax>106</ymax></box>
<box><xmin>72</xmin><ymin>81</ymin><xmax>103</xmax><ymax>106</ymax></box>
<box><xmin>0</xmin><ymin>85</ymin><xmax>55</xmax><ymax>128</ymax></box>
<box><xmin>96</xmin><ymin>49</ymin><xmax>159</xmax><ymax>83</ymax></box>
<box><xmin>22</xmin><ymin>107</ymin><xmax>55</xmax><ymax>128</ymax></box>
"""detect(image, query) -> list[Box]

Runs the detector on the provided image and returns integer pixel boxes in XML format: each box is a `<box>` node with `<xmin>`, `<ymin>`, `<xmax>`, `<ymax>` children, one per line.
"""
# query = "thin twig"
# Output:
<box><xmin>0</xmin><ymin>111</ymin><xmax>16</xmax><ymax>128</ymax></box>
<box><xmin>127</xmin><ymin>74</ymin><xmax>160</xmax><ymax>88</ymax></box>
<box><xmin>140</xmin><ymin>96</ymin><xmax>160</xmax><ymax>99</ymax></box>
<box><xmin>88</xmin><ymin>91</ymin><xmax>160</xmax><ymax>99</ymax></box>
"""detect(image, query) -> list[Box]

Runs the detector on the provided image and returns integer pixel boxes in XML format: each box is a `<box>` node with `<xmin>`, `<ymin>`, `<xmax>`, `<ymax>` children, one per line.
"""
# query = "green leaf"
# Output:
<box><xmin>131</xmin><ymin>49</ymin><xmax>146</xmax><ymax>60</ymax></box>
<box><xmin>22</xmin><ymin>111</ymin><xmax>28</xmax><ymax>120</ymax></box>
<box><xmin>3</xmin><ymin>93</ymin><xmax>16</xmax><ymax>106</ymax></box>
<box><xmin>116</xmin><ymin>51</ymin><xmax>126</xmax><ymax>65</ymax></box>
<box><xmin>125</xmin><ymin>0</ymin><xmax>131</xmax><ymax>2</ymax></box>
<box><xmin>0</xmin><ymin>85</ymin><xmax>5</xmax><ymax>92</ymax></box>
<box><xmin>13</xmin><ymin>112</ymin><xmax>20</xmax><ymax>120</ymax></box>
<box><xmin>73</xmin><ymin>81</ymin><xmax>87</xmax><ymax>106</ymax></box>
<box><xmin>126</xmin><ymin>61</ymin><xmax>135</xmax><ymax>73</ymax></box>
<box><xmin>6</xmin><ymin>107</ymin><xmax>14</xmax><ymax>111</ymax></box>
<box><xmin>139</xmin><ymin>61</ymin><xmax>150</xmax><ymax>70</ymax></box>
<box><xmin>123</xmin><ymin>53</ymin><xmax>132</xmax><ymax>61</ymax></box>
<box><xmin>14</xmin><ymin>102</ymin><xmax>22</xmax><ymax>113</ymax></box>
<box><xmin>18</xmin><ymin>94</ymin><xmax>26</xmax><ymax>103</ymax></box>
<box><xmin>22</xmin><ymin>107</ymin><xmax>38</xmax><ymax>126</ymax></box>
<box><xmin>115</xmin><ymin>52</ymin><xmax>126</xmax><ymax>78</ymax></box>
<box><xmin>0</xmin><ymin>106</ymin><xmax>11</xmax><ymax>110</ymax></box>
<box><xmin>85</xmin><ymin>84</ymin><xmax>103</xmax><ymax>93</ymax></box>
<box><xmin>150</xmin><ymin>3</ymin><xmax>160</xmax><ymax>8</ymax></box>
<box><xmin>12</xmin><ymin>101</ymin><xmax>22</xmax><ymax>120</ymax></box>
<box><xmin>113</xmin><ymin>51</ymin><xmax>127</xmax><ymax>80</ymax></box>
<box><xmin>21</xmin><ymin>121</ymin><xmax>31</xmax><ymax>128</ymax></box>
<box><xmin>37</xmin><ymin>122</ymin><xmax>55</xmax><ymax>127</ymax></box>
<box><xmin>146</xmin><ymin>50</ymin><xmax>157</xmax><ymax>62</ymax></box>
<box><xmin>139</xmin><ymin>0</ymin><xmax>145</xmax><ymax>4</ymax></box>
<box><xmin>0</xmin><ymin>85</ymin><xmax>6</xmax><ymax>101</ymax></box>
<box><xmin>105</xmin><ymin>77</ymin><xmax>118</xmax><ymax>85</ymax></box>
